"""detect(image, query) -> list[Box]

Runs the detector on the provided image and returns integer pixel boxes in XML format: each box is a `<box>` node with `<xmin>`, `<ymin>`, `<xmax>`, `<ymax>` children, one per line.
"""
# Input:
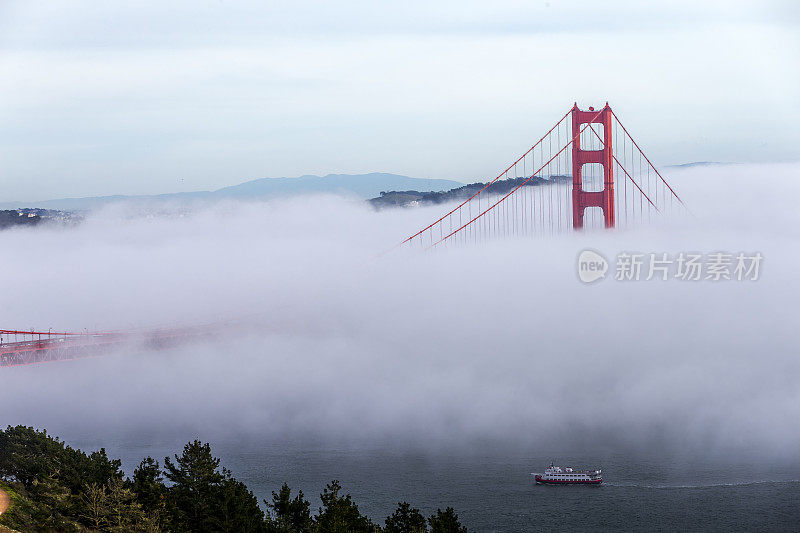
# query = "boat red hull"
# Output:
<box><xmin>534</xmin><ymin>475</ymin><xmax>602</xmax><ymax>485</ymax></box>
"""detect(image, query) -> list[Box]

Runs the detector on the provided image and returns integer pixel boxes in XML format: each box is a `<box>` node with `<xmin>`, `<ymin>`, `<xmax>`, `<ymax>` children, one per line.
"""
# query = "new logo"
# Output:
<box><xmin>577</xmin><ymin>250</ymin><xmax>608</xmax><ymax>283</ymax></box>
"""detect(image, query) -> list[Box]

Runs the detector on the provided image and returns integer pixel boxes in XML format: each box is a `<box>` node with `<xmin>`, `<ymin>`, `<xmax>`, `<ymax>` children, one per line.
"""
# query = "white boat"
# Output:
<box><xmin>533</xmin><ymin>463</ymin><xmax>602</xmax><ymax>485</ymax></box>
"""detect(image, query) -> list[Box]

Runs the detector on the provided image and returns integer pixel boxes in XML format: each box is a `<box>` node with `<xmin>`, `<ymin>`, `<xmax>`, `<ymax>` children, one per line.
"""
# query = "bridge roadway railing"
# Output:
<box><xmin>0</xmin><ymin>325</ymin><xmax>218</xmax><ymax>367</ymax></box>
<box><xmin>0</xmin><ymin>334</ymin><xmax>127</xmax><ymax>367</ymax></box>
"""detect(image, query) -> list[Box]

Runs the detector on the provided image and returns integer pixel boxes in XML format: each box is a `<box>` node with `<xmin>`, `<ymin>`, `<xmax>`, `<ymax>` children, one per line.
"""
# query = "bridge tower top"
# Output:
<box><xmin>571</xmin><ymin>103</ymin><xmax>614</xmax><ymax>229</ymax></box>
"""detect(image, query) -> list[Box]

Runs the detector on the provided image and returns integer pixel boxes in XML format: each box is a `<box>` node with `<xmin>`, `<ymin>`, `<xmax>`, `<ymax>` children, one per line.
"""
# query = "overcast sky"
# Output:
<box><xmin>0</xmin><ymin>0</ymin><xmax>798</xmax><ymax>201</ymax></box>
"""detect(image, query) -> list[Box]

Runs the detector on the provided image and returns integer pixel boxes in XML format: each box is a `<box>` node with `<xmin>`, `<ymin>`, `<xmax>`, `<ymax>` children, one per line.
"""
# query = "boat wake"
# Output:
<box><xmin>604</xmin><ymin>480</ymin><xmax>800</xmax><ymax>489</ymax></box>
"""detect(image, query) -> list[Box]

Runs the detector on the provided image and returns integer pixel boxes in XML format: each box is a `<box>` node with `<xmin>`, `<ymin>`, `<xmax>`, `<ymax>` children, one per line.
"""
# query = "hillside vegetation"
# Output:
<box><xmin>369</xmin><ymin>175</ymin><xmax>570</xmax><ymax>209</ymax></box>
<box><xmin>0</xmin><ymin>426</ymin><xmax>467</xmax><ymax>533</ymax></box>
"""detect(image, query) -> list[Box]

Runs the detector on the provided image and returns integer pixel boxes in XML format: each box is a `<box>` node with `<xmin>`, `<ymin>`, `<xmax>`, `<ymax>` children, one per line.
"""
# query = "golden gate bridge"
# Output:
<box><xmin>1</xmin><ymin>103</ymin><xmax>688</xmax><ymax>368</ymax></box>
<box><xmin>396</xmin><ymin>103</ymin><xmax>686</xmax><ymax>250</ymax></box>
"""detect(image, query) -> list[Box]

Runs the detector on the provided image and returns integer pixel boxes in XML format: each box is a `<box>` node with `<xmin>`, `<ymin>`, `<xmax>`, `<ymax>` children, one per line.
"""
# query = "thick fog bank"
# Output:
<box><xmin>1</xmin><ymin>163</ymin><xmax>799</xmax><ymax>461</ymax></box>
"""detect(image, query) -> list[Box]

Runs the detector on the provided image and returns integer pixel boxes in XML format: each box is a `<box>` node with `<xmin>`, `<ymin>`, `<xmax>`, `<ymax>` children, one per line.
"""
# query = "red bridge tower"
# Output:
<box><xmin>571</xmin><ymin>103</ymin><xmax>615</xmax><ymax>229</ymax></box>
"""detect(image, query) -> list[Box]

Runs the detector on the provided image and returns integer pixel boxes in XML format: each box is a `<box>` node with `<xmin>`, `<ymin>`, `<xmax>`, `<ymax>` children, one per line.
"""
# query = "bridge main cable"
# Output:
<box><xmin>399</xmin><ymin>108</ymin><xmax>573</xmax><ymax>247</ymax></box>
<box><xmin>429</xmin><ymin>109</ymin><xmax>605</xmax><ymax>248</ymax></box>
<box><xmin>581</xmin><ymin>120</ymin><xmax>660</xmax><ymax>212</ymax></box>
<box><xmin>609</xmin><ymin>109</ymin><xmax>686</xmax><ymax>207</ymax></box>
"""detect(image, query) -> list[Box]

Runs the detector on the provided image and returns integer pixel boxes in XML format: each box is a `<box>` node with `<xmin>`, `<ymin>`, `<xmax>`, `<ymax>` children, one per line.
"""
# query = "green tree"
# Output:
<box><xmin>133</xmin><ymin>457</ymin><xmax>166</xmax><ymax>514</ymax></box>
<box><xmin>81</xmin><ymin>482</ymin><xmax>109</xmax><ymax>530</ymax></box>
<box><xmin>86</xmin><ymin>448</ymin><xmax>124</xmax><ymax>487</ymax></box>
<box><xmin>164</xmin><ymin>440</ymin><xmax>224</xmax><ymax>532</ymax></box>
<box><xmin>0</xmin><ymin>426</ymin><xmax>66</xmax><ymax>489</ymax></box>
<box><xmin>385</xmin><ymin>502</ymin><xmax>427</xmax><ymax>533</ymax></box>
<box><xmin>314</xmin><ymin>480</ymin><xmax>376</xmax><ymax>533</ymax></box>
<box><xmin>105</xmin><ymin>476</ymin><xmax>149</xmax><ymax>532</ymax></box>
<box><xmin>215</xmin><ymin>469</ymin><xmax>266</xmax><ymax>533</ymax></box>
<box><xmin>0</xmin><ymin>425</ymin><xmax>123</xmax><ymax>494</ymax></box>
<box><xmin>78</xmin><ymin>478</ymin><xmax>158</xmax><ymax>532</ymax></box>
<box><xmin>428</xmin><ymin>508</ymin><xmax>467</xmax><ymax>533</ymax></box>
<box><xmin>265</xmin><ymin>482</ymin><xmax>312</xmax><ymax>533</ymax></box>
<box><xmin>31</xmin><ymin>474</ymin><xmax>74</xmax><ymax>530</ymax></box>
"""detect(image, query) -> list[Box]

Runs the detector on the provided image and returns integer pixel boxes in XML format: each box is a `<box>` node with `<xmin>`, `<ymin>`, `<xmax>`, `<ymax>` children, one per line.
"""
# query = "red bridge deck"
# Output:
<box><xmin>0</xmin><ymin>327</ymin><xmax>210</xmax><ymax>367</ymax></box>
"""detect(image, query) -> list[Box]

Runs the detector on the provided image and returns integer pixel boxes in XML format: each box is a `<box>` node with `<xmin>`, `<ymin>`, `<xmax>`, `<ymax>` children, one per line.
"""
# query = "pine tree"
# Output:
<box><xmin>80</xmin><ymin>482</ymin><xmax>109</xmax><ymax>530</ymax></box>
<box><xmin>215</xmin><ymin>468</ymin><xmax>266</xmax><ymax>532</ymax></box>
<box><xmin>314</xmin><ymin>480</ymin><xmax>376</xmax><ymax>533</ymax></box>
<box><xmin>385</xmin><ymin>502</ymin><xmax>427</xmax><ymax>533</ymax></box>
<box><xmin>164</xmin><ymin>440</ymin><xmax>224</xmax><ymax>531</ymax></box>
<box><xmin>133</xmin><ymin>457</ymin><xmax>166</xmax><ymax>515</ymax></box>
<box><xmin>265</xmin><ymin>482</ymin><xmax>312</xmax><ymax>533</ymax></box>
<box><xmin>428</xmin><ymin>507</ymin><xmax>467</xmax><ymax>533</ymax></box>
<box><xmin>106</xmin><ymin>476</ymin><xmax>148</xmax><ymax>532</ymax></box>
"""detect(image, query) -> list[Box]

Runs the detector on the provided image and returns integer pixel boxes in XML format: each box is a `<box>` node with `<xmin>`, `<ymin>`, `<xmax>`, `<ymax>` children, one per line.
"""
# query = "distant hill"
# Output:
<box><xmin>216</xmin><ymin>173</ymin><xmax>460</xmax><ymax>199</ymax></box>
<box><xmin>666</xmin><ymin>161</ymin><xmax>730</xmax><ymax>168</ymax></box>
<box><xmin>0</xmin><ymin>173</ymin><xmax>463</xmax><ymax>211</ymax></box>
<box><xmin>369</xmin><ymin>175</ymin><xmax>571</xmax><ymax>209</ymax></box>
